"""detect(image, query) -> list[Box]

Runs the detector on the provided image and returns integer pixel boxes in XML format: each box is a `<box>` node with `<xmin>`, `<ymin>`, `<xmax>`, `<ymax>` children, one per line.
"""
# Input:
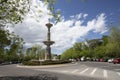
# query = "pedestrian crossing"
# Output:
<box><xmin>103</xmin><ymin>70</ymin><xmax>108</xmax><ymax>78</ymax></box>
<box><xmin>90</xmin><ymin>68</ymin><xmax>97</xmax><ymax>75</ymax></box>
<box><xmin>117</xmin><ymin>72</ymin><xmax>120</xmax><ymax>76</ymax></box>
<box><xmin>80</xmin><ymin>68</ymin><xmax>89</xmax><ymax>74</ymax></box>
<box><xmin>34</xmin><ymin>67</ymin><xmax>120</xmax><ymax>80</ymax></box>
<box><xmin>71</xmin><ymin>69</ymin><xmax>79</xmax><ymax>73</ymax></box>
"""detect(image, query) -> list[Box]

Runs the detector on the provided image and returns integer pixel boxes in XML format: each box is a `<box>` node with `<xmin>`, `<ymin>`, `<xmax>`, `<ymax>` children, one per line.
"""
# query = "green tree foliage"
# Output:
<box><xmin>0</xmin><ymin>0</ymin><xmax>30</xmax><ymax>27</ymax></box>
<box><xmin>0</xmin><ymin>29</ymin><xmax>11</xmax><ymax>62</ymax></box>
<box><xmin>25</xmin><ymin>45</ymin><xmax>45</xmax><ymax>61</ymax></box>
<box><xmin>94</xmin><ymin>46</ymin><xmax>106</xmax><ymax>58</ymax></box>
<box><xmin>0</xmin><ymin>30</ymin><xmax>11</xmax><ymax>48</ymax></box>
<box><xmin>61</xmin><ymin>47</ymin><xmax>80</xmax><ymax>60</ymax></box>
<box><xmin>7</xmin><ymin>34</ymin><xmax>25</xmax><ymax>61</ymax></box>
<box><xmin>102</xmin><ymin>36</ymin><xmax>109</xmax><ymax>46</ymax></box>
<box><xmin>73</xmin><ymin>42</ymin><xmax>87</xmax><ymax>57</ymax></box>
<box><xmin>41</xmin><ymin>0</ymin><xmax>61</xmax><ymax>23</ymax></box>
<box><xmin>44</xmin><ymin>0</ymin><xmax>86</xmax><ymax>23</ymax></box>
<box><xmin>0</xmin><ymin>30</ymin><xmax>25</xmax><ymax>62</ymax></box>
<box><xmin>61</xmin><ymin>26</ymin><xmax>120</xmax><ymax>60</ymax></box>
<box><xmin>107</xmin><ymin>27</ymin><xmax>120</xmax><ymax>57</ymax></box>
<box><xmin>61</xmin><ymin>48</ymin><xmax>73</xmax><ymax>60</ymax></box>
<box><xmin>0</xmin><ymin>0</ymin><xmax>30</xmax><ymax>62</ymax></box>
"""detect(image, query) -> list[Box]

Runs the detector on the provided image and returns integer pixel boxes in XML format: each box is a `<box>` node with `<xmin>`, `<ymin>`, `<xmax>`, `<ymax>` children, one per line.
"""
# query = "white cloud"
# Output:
<box><xmin>86</xmin><ymin>13</ymin><xmax>107</xmax><ymax>34</ymax></box>
<box><xmin>10</xmin><ymin>0</ymin><xmax>108</xmax><ymax>54</ymax></box>
<box><xmin>94</xmin><ymin>13</ymin><xmax>107</xmax><ymax>34</ymax></box>
<box><xmin>51</xmin><ymin>13</ymin><xmax>107</xmax><ymax>54</ymax></box>
<box><xmin>83</xmin><ymin>14</ymin><xmax>88</xmax><ymax>18</ymax></box>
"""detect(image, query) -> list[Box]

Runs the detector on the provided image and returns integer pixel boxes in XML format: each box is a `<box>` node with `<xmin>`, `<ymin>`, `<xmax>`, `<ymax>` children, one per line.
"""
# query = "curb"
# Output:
<box><xmin>17</xmin><ymin>62</ymin><xmax>77</xmax><ymax>69</ymax></box>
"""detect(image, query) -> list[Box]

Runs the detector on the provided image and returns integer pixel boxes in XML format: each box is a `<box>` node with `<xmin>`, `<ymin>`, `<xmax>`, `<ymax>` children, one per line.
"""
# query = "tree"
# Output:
<box><xmin>61</xmin><ymin>48</ymin><xmax>73</xmax><ymax>60</ymax></box>
<box><xmin>61</xmin><ymin>47</ymin><xmax>80</xmax><ymax>60</ymax></box>
<box><xmin>35</xmin><ymin>45</ymin><xmax>45</xmax><ymax>60</ymax></box>
<box><xmin>101</xmin><ymin>35</ymin><xmax>109</xmax><ymax>46</ymax></box>
<box><xmin>0</xmin><ymin>29</ymin><xmax>11</xmax><ymax>62</ymax></box>
<box><xmin>0</xmin><ymin>28</ymin><xmax>25</xmax><ymax>62</ymax></box>
<box><xmin>110</xmin><ymin>27</ymin><xmax>120</xmax><ymax>46</ymax></box>
<box><xmin>73</xmin><ymin>42</ymin><xmax>87</xmax><ymax>57</ymax></box>
<box><xmin>0</xmin><ymin>0</ymin><xmax>30</xmax><ymax>61</ymax></box>
<box><xmin>25</xmin><ymin>44</ymin><xmax>45</xmax><ymax>61</ymax></box>
<box><xmin>93</xmin><ymin>36</ymin><xmax>109</xmax><ymax>59</ymax></box>
<box><xmin>0</xmin><ymin>30</ymin><xmax>11</xmax><ymax>48</ymax></box>
<box><xmin>94</xmin><ymin>46</ymin><xmax>106</xmax><ymax>58</ymax></box>
<box><xmin>0</xmin><ymin>0</ymin><xmax>30</xmax><ymax>27</ymax></box>
<box><xmin>106</xmin><ymin>27</ymin><xmax>120</xmax><ymax>57</ymax></box>
<box><xmin>7</xmin><ymin>33</ymin><xmax>25</xmax><ymax>61</ymax></box>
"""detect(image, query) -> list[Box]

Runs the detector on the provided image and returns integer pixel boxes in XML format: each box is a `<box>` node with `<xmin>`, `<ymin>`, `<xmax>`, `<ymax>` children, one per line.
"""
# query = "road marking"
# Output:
<box><xmin>80</xmin><ymin>68</ymin><xmax>89</xmax><ymax>74</ymax></box>
<box><xmin>60</xmin><ymin>71</ymin><xmax>69</xmax><ymax>73</ymax></box>
<box><xmin>90</xmin><ymin>68</ymin><xmax>97</xmax><ymax>75</ymax></box>
<box><xmin>117</xmin><ymin>72</ymin><xmax>120</xmax><ymax>76</ymax></box>
<box><xmin>71</xmin><ymin>69</ymin><xmax>79</xmax><ymax>73</ymax></box>
<box><xmin>103</xmin><ymin>70</ymin><xmax>108</xmax><ymax>78</ymax></box>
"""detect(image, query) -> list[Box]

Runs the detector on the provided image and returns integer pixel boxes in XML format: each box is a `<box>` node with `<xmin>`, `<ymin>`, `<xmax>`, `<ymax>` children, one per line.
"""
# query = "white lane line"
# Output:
<box><xmin>103</xmin><ymin>70</ymin><xmax>108</xmax><ymax>78</ymax></box>
<box><xmin>71</xmin><ymin>69</ymin><xmax>79</xmax><ymax>73</ymax></box>
<box><xmin>117</xmin><ymin>72</ymin><xmax>120</xmax><ymax>76</ymax></box>
<box><xmin>60</xmin><ymin>71</ymin><xmax>69</xmax><ymax>73</ymax></box>
<box><xmin>80</xmin><ymin>68</ymin><xmax>89</xmax><ymax>74</ymax></box>
<box><xmin>90</xmin><ymin>68</ymin><xmax>97</xmax><ymax>75</ymax></box>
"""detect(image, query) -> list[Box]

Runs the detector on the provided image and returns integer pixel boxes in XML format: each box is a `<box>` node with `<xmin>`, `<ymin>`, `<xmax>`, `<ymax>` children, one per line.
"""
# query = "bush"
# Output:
<box><xmin>41</xmin><ymin>60</ymin><xmax>71</xmax><ymax>65</ymax></box>
<box><xmin>22</xmin><ymin>60</ymin><xmax>71</xmax><ymax>66</ymax></box>
<box><xmin>22</xmin><ymin>61</ymin><xmax>40</xmax><ymax>66</ymax></box>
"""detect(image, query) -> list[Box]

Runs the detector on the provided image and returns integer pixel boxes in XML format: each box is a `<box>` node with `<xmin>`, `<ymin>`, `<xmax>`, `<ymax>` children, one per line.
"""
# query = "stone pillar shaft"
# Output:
<box><xmin>45</xmin><ymin>46</ymin><xmax>51</xmax><ymax>60</ymax></box>
<box><xmin>47</xmin><ymin>28</ymin><xmax>50</xmax><ymax>41</ymax></box>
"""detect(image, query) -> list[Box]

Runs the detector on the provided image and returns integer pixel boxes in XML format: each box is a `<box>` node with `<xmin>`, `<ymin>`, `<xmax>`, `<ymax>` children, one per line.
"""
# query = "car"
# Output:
<box><xmin>108</xmin><ymin>59</ymin><xmax>114</xmax><ymax>63</ymax></box>
<box><xmin>99</xmin><ymin>59</ymin><xmax>104</xmax><ymax>62</ymax></box>
<box><xmin>113</xmin><ymin>58</ymin><xmax>120</xmax><ymax>64</ymax></box>
<box><xmin>1</xmin><ymin>61</ymin><xmax>12</xmax><ymax>65</ymax></box>
<box><xmin>80</xmin><ymin>57</ymin><xmax>86</xmax><ymax>61</ymax></box>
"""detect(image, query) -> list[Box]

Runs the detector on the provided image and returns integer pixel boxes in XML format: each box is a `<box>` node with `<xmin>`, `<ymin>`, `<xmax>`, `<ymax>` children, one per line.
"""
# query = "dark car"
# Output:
<box><xmin>113</xmin><ymin>58</ymin><xmax>120</xmax><ymax>64</ymax></box>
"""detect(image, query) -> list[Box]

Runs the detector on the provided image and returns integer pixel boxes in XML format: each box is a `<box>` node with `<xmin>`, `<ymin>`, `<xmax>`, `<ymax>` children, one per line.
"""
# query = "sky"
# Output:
<box><xmin>10</xmin><ymin>0</ymin><xmax>120</xmax><ymax>54</ymax></box>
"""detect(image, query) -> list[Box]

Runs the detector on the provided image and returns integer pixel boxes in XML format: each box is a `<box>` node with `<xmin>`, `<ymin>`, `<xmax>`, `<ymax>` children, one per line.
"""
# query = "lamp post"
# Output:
<box><xmin>43</xmin><ymin>21</ymin><xmax>55</xmax><ymax>61</ymax></box>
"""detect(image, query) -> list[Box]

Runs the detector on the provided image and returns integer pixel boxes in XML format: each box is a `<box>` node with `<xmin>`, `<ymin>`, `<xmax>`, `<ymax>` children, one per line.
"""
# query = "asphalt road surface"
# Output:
<box><xmin>0</xmin><ymin>62</ymin><xmax>120</xmax><ymax>80</ymax></box>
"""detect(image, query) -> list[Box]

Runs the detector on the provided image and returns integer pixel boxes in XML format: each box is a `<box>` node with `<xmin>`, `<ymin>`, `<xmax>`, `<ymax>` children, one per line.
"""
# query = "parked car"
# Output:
<box><xmin>99</xmin><ymin>59</ymin><xmax>104</xmax><ymax>62</ymax></box>
<box><xmin>113</xmin><ymin>58</ymin><xmax>120</xmax><ymax>64</ymax></box>
<box><xmin>80</xmin><ymin>57</ymin><xmax>86</xmax><ymax>61</ymax></box>
<box><xmin>108</xmin><ymin>58</ymin><xmax>114</xmax><ymax>63</ymax></box>
<box><xmin>1</xmin><ymin>61</ymin><xmax>12</xmax><ymax>65</ymax></box>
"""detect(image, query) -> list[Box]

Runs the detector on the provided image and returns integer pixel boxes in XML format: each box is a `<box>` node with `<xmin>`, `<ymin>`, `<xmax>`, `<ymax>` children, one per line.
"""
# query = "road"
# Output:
<box><xmin>0</xmin><ymin>62</ymin><xmax>120</xmax><ymax>80</ymax></box>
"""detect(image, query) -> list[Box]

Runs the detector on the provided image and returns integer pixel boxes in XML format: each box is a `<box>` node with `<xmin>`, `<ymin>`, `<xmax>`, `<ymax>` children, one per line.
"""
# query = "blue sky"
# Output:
<box><xmin>54</xmin><ymin>0</ymin><xmax>120</xmax><ymax>38</ymax></box>
<box><xmin>11</xmin><ymin>0</ymin><xmax>120</xmax><ymax>54</ymax></box>
<box><xmin>54</xmin><ymin>0</ymin><xmax>120</xmax><ymax>23</ymax></box>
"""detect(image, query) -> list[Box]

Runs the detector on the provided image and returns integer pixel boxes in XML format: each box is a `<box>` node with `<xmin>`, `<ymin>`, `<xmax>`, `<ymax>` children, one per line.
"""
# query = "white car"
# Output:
<box><xmin>108</xmin><ymin>59</ymin><xmax>114</xmax><ymax>63</ymax></box>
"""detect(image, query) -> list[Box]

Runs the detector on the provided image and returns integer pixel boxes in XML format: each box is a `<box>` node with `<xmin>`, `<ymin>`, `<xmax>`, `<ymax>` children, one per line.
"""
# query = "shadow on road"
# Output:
<box><xmin>0</xmin><ymin>74</ymin><xmax>57</xmax><ymax>80</ymax></box>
